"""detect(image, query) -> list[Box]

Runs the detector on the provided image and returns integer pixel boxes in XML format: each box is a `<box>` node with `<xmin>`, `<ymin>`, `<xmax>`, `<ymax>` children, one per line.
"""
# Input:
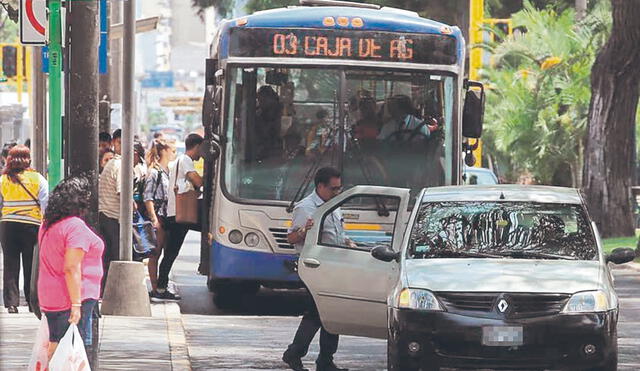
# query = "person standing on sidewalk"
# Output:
<box><xmin>155</xmin><ymin>133</ymin><xmax>204</xmax><ymax>301</ymax></box>
<box><xmin>144</xmin><ymin>138</ymin><xmax>176</xmax><ymax>299</ymax></box>
<box><xmin>98</xmin><ymin>129</ymin><xmax>122</xmax><ymax>289</ymax></box>
<box><xmin>282</xmin><ymin>167</ymin><xmax>348</xmax><ymax>371</ymax></box>
<box><xmin>0</xmin><ymin>145</ymin><xmax>48</xmax><ymax>314</ymax></box>
<box><xmin>37</xmin><ymin>176</ymin><xmax>104</xmax><ymax>359</ymax></box>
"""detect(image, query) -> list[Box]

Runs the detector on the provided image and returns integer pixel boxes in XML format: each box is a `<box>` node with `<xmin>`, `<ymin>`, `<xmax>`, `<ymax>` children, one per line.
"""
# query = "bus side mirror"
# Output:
<box><xmin>462</xmin><ymin>80</ymin><xmax>485</xmax><ymax>139</ymax></box>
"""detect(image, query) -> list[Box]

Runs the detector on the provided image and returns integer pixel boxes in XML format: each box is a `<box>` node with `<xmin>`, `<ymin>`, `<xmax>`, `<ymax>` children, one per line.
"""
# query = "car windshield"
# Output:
<box><xmin>223</xmin><ymin>66</ymin><xmax>456</xmax><ymax>203</ymax></box>
<box><xmin>408</xmin><ymin>201</ymin><xmax>598</xmax><ymax>260</ymax></box>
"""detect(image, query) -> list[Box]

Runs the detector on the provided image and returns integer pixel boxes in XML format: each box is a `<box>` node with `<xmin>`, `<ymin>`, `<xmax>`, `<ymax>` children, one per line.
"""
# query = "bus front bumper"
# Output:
<box><xmin>210</xmin><ymin>241</ymin><xmax>302</xmax><ymax>283</ymax></box>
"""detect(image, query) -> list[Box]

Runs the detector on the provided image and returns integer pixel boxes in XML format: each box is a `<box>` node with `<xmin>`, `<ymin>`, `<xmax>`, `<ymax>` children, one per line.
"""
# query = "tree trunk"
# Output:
<box><xmin>582</xmin><ymin>0</ymin><xmax>640</xmax><ymax>238</ymax></box>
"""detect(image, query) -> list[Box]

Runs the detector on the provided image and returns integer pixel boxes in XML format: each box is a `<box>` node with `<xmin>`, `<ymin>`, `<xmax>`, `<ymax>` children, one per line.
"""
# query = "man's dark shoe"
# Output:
<box><xmin>316</xmin><ymin>359</ymin><xmax>348</xmax><ymax>371</ymax></box>
<box><xmin>282</xmin><ymin>352</ymin><xmax>309</xmax><ymax>371</ymax></box>
<box><xmin>7</xmin><ymin>306</ymin><xmax>18</xmax><ymax>314</ymax></box>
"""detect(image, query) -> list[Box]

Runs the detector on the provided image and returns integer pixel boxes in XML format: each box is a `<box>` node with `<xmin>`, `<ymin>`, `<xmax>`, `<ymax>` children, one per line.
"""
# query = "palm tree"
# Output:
<box><xmin>481</xmin><ymin>0</ymin><xmax>610</xmax><ymax>186</ymax></box>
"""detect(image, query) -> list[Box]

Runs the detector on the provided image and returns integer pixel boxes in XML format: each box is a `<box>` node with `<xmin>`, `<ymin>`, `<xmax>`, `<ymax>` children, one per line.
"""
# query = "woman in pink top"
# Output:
<box><xmin>37</xmin><ymin>176</ymin><xmax>104</xmax><ymax>359</ymax></box>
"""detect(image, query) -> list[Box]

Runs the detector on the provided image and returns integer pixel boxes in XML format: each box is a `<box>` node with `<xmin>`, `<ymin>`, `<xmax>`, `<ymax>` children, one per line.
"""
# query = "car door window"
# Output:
<box><xmin>318</xmin><ymin>195</ymin><xmax>401</xmax><ymax>251</ymax></box>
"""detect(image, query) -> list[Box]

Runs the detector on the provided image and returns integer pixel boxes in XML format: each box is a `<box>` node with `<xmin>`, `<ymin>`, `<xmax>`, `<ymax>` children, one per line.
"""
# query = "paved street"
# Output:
<box><xmin>173</xmin><ymin>232</ymin><xmax>640</xmax><ymax>371</ymax></box>
<box><xmin>1</xmin><ymin>232</ymin><xmax>639</xmax><ymax>370</ymax></box>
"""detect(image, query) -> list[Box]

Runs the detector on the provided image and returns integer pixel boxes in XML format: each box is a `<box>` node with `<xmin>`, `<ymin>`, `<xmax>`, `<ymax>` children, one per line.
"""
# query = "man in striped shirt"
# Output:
<box><xmin>98</xmin><ymin>129</ymin><xmax>122</xmax><ymax>289</ymax></box>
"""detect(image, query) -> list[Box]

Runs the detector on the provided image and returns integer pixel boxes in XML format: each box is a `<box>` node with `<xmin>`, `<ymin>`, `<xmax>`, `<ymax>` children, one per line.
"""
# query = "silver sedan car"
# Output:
<box><xmin>299</xmin><ymin>185</ymin><xmax>636</xmax><ymax>371</ymax></box>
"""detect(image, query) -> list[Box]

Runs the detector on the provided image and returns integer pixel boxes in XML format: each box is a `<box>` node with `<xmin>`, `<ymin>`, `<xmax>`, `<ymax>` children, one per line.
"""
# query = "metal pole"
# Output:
<box><xmin>68</xmin><ymin>0</ymin><xmax>100</xmax><ymax>228</ymax></box>
<box><xmin>119</xmin><ymin>0</ymin><xmax>135</xmax><ymax>261</ymax></box>
<box><xmin>48</xmin><ymin>0</ymin><xmax>63</xmax><ymax>189</ymax></box>
<box><xmin>32</xmin><ymin>46</ymin><xmax>46</xmax><ymax>174</ymax></box>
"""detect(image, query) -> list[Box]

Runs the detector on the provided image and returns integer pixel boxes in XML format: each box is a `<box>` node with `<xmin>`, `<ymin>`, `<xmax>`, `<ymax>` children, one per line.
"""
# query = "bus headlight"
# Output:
<box><xmin>398</xmin><ymin>289</ymin><xmax>443</xmax><ymax>311</ymax></box>
<box><xmin>229</xmin><ymin>230</ymin><xmax>243</xmax><ymax>244</ymax></box>
<box><xmin>244</xmin><ymin>232</ymin><xmax>260</xmax><ymax>247</ymax></box>
<box><xmin>562</xmin><ymin>290</ymin><xmax>611</xmax><ymax>313</ymax></box>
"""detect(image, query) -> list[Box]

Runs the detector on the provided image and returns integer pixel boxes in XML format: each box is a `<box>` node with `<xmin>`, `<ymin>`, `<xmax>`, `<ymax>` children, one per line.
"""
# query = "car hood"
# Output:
<box><xmin>404</xmin><ymin>259</ymin><xmax>605</xmax><ymax>294</ymax></box>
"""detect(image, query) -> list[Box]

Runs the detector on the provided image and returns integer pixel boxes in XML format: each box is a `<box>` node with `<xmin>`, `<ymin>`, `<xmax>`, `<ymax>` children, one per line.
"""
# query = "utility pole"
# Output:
<box><xmin>47</xmin><ymin>0</ymin><xmax>63</xmax><ymax>189</ymax></box>
<box><xmin>119</xmin><ymin>0</ymin><xmax>135</xmax><ymax>261</ymax></box>
<box><xmin>67</xmin><ymin>0</ymin><xmax>100</xmax><ymax>226</ymax></box>
<box><xmin>31</xmin><ymin>46</ymin><xmax>46</xmax><ymax>174</ymax></box>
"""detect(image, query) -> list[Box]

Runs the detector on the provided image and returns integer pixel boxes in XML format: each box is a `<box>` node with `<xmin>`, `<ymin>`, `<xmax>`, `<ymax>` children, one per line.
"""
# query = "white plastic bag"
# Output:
<box><xmin>28</xmin><ymin>319</ymin><xmax>50</xmax><ymax>371</ymax></box>
<box><xmin>48</xmin><ymin>324</ymin><xmax>91</xmax><ymax>371</ymax></box>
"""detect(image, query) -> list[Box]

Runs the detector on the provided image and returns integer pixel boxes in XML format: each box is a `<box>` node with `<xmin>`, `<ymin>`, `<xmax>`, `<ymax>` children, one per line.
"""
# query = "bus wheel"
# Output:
<box><xmin>211</xmin><ymin>281</ymin><xmax>260</xmax><ymax>310</ymax></box>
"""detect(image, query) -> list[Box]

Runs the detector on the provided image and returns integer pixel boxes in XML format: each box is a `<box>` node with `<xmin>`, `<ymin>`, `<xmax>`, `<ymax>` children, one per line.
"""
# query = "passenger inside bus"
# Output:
<box><xmin>255</xmin><ymin>85</ymin><xmax>283</xmax><ymax>161</ymax></box>
<box><xmin>225</xmin><ymin>67</ymin><xmax>454</xmax><ymax>202</ymax></box>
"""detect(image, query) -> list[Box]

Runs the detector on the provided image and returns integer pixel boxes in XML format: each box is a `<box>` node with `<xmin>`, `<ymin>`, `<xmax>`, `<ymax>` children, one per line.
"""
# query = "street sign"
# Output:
<box><xmin>20</xmin><ymin>0</ymin><xmax>47</xmax><ymax>45</ymax></box>
<box><xmin>41</xmin><ymin>46</ymin><xmax>49</xmax><ymax>73</ymax></box>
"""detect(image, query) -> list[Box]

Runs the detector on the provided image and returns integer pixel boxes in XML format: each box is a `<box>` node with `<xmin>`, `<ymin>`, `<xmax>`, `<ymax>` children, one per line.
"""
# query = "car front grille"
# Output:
<box><xmin>435</xmin><ymin>292</ymin><xmax>571</xmax><ymax>318</ymax></box>
<box><xmin>436</xmin><ymin>292</ymin><xmax>496</xmax><ymax>312</ymax></box>
<box><xmin>269</xmin><ymin>228</ymin><xmax>294</xmax><ymax>249</ymax></box>
<box><xmin>508</xmin><ymin>293</ymin><xmax>571</xmax><ymax>318</ymax></box>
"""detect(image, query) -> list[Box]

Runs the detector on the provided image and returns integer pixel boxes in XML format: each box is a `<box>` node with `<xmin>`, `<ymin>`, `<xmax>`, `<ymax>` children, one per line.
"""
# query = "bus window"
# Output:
<box><xmin>223</xmin><ymin>67</ymin><xmax>456</xmax><ymax>204</ymax></box>
<box><xmin>344</xmin><ymin>71</ymin><xmax>456</xmax><ymax>199</ymax></box>
<box><xmin>224</xmin><ymin>67</ymin><xmax>340</xmax><ymax>201</ymax></box>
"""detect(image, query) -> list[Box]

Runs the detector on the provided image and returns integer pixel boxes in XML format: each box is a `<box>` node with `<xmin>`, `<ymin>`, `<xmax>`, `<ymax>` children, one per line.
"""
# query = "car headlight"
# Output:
<box><xmin>398</xmin><ymin>289</ymin><xmax>443</xmax><ymax>311</ymax></box>
<box><xmin>562</xmin><ymin>290</ymin><xmax>611</xmax><ymax>313</ymax></box>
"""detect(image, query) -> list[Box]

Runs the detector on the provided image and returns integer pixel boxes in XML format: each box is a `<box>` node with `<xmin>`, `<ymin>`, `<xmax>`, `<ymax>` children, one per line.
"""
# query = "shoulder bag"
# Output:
<box><xmin>174</xmin><ymin>157</ymin><xmax>200</xmax><ymax>224</ymax></box>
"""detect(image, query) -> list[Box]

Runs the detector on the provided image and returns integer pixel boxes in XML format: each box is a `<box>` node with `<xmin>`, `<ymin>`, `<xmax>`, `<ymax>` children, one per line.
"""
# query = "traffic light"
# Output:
<box><xmin>2</xmin><ymin>46</ymin><xmax>17</xmax><ymax>78</ymax></box>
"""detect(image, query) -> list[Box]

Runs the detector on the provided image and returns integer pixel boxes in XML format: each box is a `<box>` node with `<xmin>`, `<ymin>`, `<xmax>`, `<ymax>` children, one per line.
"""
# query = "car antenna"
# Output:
<box><xmin>499</xmin><ymin>192</ymin><xmax>506</xmax><ymax>200</ymax></box>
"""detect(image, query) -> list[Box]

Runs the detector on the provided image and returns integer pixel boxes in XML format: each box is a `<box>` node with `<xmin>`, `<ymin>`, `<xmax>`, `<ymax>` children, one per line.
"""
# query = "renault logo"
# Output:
<box><xmin>497</xmin><ymin>299</ymin><xmax>509</xmax><ymax>313</ymax></box>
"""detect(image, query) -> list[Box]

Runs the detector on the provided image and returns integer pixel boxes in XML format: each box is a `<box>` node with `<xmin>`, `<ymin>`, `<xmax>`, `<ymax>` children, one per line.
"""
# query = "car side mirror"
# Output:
<box><xmin>371</xmin><ymin>245</ymin><xmax>400</xmax><ymax>263</ymax></box>
<box><xmin>605</xmin><ymin>248</ymin><xmax>636</xmax><ymax>265</ymax></box>
<box><xmin>462</xmin><ymin>80</ymin><xmax>485</xmax><ymax>139</ymax></box>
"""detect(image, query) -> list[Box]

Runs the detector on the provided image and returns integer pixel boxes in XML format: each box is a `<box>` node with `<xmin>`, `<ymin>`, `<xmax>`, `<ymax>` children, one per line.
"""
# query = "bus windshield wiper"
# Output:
<box><xmin>428</xmin><ymin>250</ymin><xmax>503</xmax><ymax>259</ymax></box>
<box><xmin>496</xmin><ymin>249</ymin><xmax>578</xmax><ymax>260</ymax></box>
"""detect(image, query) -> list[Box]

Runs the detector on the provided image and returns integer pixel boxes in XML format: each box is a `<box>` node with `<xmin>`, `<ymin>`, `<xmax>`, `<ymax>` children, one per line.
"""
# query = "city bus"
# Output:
<box><xmin>199</xmin><ymin>0</ymin><xmax>485</xmax><ymax>305</ymax></box>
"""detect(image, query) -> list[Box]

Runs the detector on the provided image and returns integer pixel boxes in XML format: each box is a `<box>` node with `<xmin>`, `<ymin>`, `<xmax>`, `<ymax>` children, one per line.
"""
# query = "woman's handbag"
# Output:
<box><xmin>174</xmin><ymin>158</ymin><xmax>200</xmax><ymax>225</ymax></box>
<box><xmin>132</xmin><ymin>212</ymin><xmax>157</xmax><ymax>261</ymax></box>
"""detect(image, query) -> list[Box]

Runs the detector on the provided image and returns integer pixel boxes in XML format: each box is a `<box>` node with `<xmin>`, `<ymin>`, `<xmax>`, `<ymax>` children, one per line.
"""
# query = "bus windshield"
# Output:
<box><xmin>223</xmin><ymin>66</ymin><xmax>456</xmax><ymax>202</ymax></box>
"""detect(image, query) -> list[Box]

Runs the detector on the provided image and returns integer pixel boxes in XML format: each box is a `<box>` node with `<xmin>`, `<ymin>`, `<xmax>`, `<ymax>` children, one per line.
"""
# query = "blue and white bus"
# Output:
<box><xmin>199</xmin><ymin>0</ymin><xmax>485</xmax><ymax>305</ymax></box>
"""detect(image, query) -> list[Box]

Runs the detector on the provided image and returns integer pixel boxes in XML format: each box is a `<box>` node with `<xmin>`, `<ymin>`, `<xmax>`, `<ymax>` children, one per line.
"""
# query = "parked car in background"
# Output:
<box><xmin>299</xmin><ymin>185</ymin><xmax>636</xmax><ymax>371</ymax></box>
<box><xmin>463</xmin><ymin>166</ymin><xmax>499</xmax><ymax>185</ymax></box>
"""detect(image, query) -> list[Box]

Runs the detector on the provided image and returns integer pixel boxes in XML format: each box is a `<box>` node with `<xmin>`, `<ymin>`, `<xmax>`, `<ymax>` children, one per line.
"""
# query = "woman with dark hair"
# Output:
<box><xmin>377</xmin><ymin>94</ymin><xmax>438</xmax><ymax>141</ymax></box>
<box><xmin>0</xmin><ymin>145</ymin><xmax>48</xmax><ymax>313</ymax></box>
<box><xmin>37</xmin><ymin>176</ymin><xmax>104</xmax><ymax>359</ymax></box>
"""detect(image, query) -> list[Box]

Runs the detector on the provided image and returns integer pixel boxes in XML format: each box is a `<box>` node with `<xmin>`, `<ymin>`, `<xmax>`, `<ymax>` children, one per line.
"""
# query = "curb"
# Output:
<box><xmin>163</xmin><ymin>302</ymin><xmax>192</xmax><ymax>371</ymax></box>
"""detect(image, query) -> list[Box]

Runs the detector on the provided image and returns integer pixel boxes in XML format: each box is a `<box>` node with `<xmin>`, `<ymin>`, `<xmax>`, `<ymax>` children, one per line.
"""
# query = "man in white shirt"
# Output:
<box><xmin>282</xmin><ymin>167</ymin><xmax>348</xmax><ymax>371</ymax></box>
<box><xmin>152</xmin><ymin>133</ymin><xmax>203</xmax><ymax>302</ymax></box>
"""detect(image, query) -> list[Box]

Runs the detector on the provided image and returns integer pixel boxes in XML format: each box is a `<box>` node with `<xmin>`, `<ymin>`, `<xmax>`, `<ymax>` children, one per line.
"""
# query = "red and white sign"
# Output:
<box><xmin>20</xmin><ymin>0</ymin><xmax>47</xmax><ymax>45</ymax></box>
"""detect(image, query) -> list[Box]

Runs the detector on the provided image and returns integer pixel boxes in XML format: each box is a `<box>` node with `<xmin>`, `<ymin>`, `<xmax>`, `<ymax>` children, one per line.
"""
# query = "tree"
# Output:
<box><xmin>481</xmin><ymin>1</ymin><xmax>610</xmax><ymax>185</ymax></box>
<box><xmin>191</xmin><ymin>0</ymin><xmax>234</xmax><ymax>18</ymax></box>
<box><xmin>582</xmin><ymin>0</ymin><xmax>640</xmax><ymax>238</ymax></box>
<box><xmin>0</xmin><ymin>0</ymin><xmax>18</xmax><ymax>22</ymax></box>
<box><xmin>0</xmin><ymin>7</ymin><xmax>18</xmax><ymax>43</ymax></box>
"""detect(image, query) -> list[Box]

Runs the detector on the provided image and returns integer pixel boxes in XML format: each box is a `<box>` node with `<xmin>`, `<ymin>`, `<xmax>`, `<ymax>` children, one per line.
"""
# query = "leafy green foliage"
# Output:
<box><xmin>481</xmin><ymin>1</ymin><xmax>611</xmax><ymax>186</ymax></box>
<box><xmin>191</xmin><ymin>0</ymin><xmax>235</xmax><ymax>18</ymax></box>
<box><xmin>0</xmin><ymin>6</ymin><xmax>18</xmax><ymax>42</ymax></box>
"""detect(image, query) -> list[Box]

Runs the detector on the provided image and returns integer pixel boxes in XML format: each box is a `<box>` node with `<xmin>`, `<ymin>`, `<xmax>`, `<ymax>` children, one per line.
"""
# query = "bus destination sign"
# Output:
<box><xmin>229</xmin><ymin>28</ymin><xmax>458</xmax><ymax>65</ymax></box>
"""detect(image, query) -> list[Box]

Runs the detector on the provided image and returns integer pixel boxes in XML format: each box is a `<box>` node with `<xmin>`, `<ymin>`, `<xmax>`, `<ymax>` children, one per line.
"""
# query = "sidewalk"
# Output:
<box><xmin>0</xmin><ymin>302</ymin><xmax>189</xmax><ymax>371</ymax></box>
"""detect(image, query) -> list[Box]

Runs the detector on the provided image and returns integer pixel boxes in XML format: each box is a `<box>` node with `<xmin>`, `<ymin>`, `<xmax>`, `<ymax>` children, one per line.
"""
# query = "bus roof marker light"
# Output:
<box><xmin>351</xmin><ymin>17</ymin><xmax>364</xmax><ymax>27</ymax></box>
<box><xmin>323</xmin><ymin>17</ymin><xmax>336</xmax><ymax>27</ymax></box>
<box><xmin>337</xmin><ymin>16</ymin><xmax>349</xmax><ymax>27</ymax></box>
<box><xmin>440</xmin><ymin>26</ymin><xmax>453</xmax><ymax>35</ymax></box>
<box><xmin>236</xmin><ymin>18</ymin><xmax>248</xmax><ymax>26</ymax></box>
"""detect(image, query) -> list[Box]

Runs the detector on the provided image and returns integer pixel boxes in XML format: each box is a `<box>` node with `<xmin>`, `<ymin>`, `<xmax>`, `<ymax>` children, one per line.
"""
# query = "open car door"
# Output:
<box><xmin>299</xmin><ymin>186</ymin><xmax>411</xmax><ymax>339</ymax></box>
